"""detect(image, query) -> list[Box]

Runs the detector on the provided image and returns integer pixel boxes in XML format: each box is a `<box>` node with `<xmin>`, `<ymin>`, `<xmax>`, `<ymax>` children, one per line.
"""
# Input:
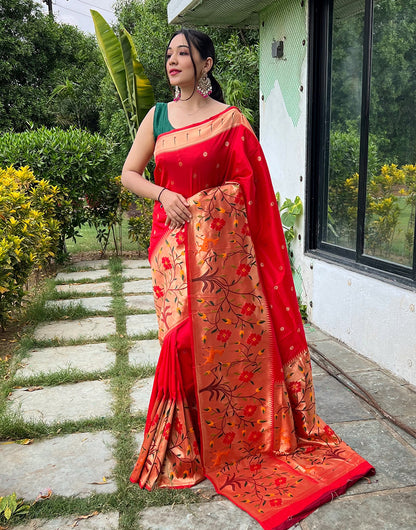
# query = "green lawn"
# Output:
<box><xmin>66</xmin><ymin>217</ymin><xmax>141</xmax><ymax>255</ymax></box>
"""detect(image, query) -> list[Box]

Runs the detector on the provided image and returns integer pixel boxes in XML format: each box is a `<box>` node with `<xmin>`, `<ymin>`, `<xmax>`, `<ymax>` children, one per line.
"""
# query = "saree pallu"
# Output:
<box><xmin>130</xmin><ymin>107</ymin><xmax>374</xmax><ymax>529</ymax></box>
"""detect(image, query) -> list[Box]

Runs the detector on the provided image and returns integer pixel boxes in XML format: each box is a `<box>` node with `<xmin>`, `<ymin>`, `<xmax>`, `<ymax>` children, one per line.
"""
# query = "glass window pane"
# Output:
<box><xmin>364</xmin><ymin>0</ymin><xmax>416</xmax><ymax>267</ymax></box>
<box><xmin>323</xmin><ymin>0</ymin><xmax>365</xmax><ymax>250</ymax></box>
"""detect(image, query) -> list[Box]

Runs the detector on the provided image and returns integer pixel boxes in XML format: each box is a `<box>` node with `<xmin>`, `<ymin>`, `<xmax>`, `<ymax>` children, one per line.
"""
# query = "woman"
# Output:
<box><xmin>122</xmin><ymin>29</ymin><xmax>374</xmax><ymax>530</ymax></box>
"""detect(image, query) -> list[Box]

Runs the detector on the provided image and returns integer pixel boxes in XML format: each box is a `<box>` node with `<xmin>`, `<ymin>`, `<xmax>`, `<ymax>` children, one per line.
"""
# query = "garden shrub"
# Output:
<box><xmin>0</xmin><ymin>127</ymin><xmax>118</xmax><ymax>257</ymax></box>
<box><xmin>86</xmin><ymin>175</ymin><xmax>134</xmax><ymax>254</ymax></box>
<box><xmin>0</xmin><ymin>166</ymin><xmax>64</xmax><ymax>329</ymax></box>
<box><xmin>128</xmin><ymin>197</ymin><xmax>154</xmax><ymax>251</ymax></box>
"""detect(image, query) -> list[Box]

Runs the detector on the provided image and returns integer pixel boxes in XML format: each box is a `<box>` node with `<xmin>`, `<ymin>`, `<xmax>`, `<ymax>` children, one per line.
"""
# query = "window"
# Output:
<box><xmin>308</xmin><ymin>0</ymin><xmax>416</xmax><ymax>284</ymax></box>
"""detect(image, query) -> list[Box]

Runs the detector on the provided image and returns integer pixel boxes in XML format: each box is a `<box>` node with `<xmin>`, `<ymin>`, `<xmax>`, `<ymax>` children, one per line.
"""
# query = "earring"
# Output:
<box><xmin>173</xmin><ymin>86</ymin><xmax>181</xmax><ymax>102</ymax></box>
<box><xmin>196</xmin><ymin>73</ymin><xmax>212</xmax><ymax>98</ymax></box>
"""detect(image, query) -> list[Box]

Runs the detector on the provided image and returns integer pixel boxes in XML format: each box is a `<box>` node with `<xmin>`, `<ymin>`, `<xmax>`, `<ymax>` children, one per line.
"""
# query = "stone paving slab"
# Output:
<box><xmin>310</xmin><ymin>359</ymin><xmax>327</xmax><ymax>376</ymax></box>
<box><xmin>126</xmin><ymin>314</ymin><xmax>159</xmax><ymax>336</ymax></box>
<box><xmin>330</xmin><ymin>419</ymin><xmax>416</xmax><ymax>495</ymax></box>
<box><xmin>123</xmin><ymin>279</ymin><xmax>153</xmax><ymax>294</ymax></box>
<box><xmin>56</xmin><ymin>282</ymin><xmax>112</xmax><ymax>294</ymax></box>
<box><xmin>131</xmin><ymin>377</ymin><xmax>154</xmax><ymax>414</ymax></box>
<box><xmin>55</xmin><ymin>270</ymin><xmax>110</xmax><ymax>282</ymax></box>
<box><xmin>0</xmin><ymin>431</ymin><xmax>116</xmax><ymax>500</ymax></box>
<box><xmin>129</xmin><ymin>340</ymin><xmax>160</xmax><ymax>367</ymax></box>
<box><xmin>71</xmin><ymin>259</ymin><xmax>109</xmax><ymax>270</ymax></box>
<box><xmin>125</xmin><ymin>294</ymin><xmax>155</xmax><ymax>311</ymax></box>
<box><xmin>122</xmin><ymin>259</ymin><xmax>150</xmax><ymax>268</ymax></box>
<box><xmin>13</xmin><ymin>512</ymin><xmax>119</xmax><ymax>529</ymax></box>
<box><xmin>138</xmin><ymin>499</ymin><xmax>276</xmax><ymax>529</ymax></box>
<box><xmin>304</xmin><ymin>324</ymin><xmax>330</xmax><ymax>343</ymax></box>
<box><xmin>303</xmin><ymin>488</ymin><xmax>416</xmax><ymax>529</ymax></box>
<box><xmin>33</xmin><ymin>316</ymin><xmax>116</xmax><ymax>341</ymax></box>
<box><xmin>121</xmin><ymin>268</ymin><xmax>152</xmax><ymax>280</ymax></box>
<box><xmin>313</xmin><ymin>373</ymin><xmax>374</xmax><ymax>423</ymax></box>
<box><xmin>311</xmin><ymin>339</ymin><xmax>379</xmax><ymax>374</ymax></box>
<box><xmin>46</xmin><ymin>296</ymin><xmax>113</xmax><ymax>312</ymax></box>
<box><xmin>16</xmin><ymin>343</ymin><xmax>115</xmax><ymax>378</ymax></box>
<box><xmin>348</xmin><ymin>369</ymin><xmax>416</xmax><ymax>421</ymax></box>
<box><xmin>8</xmin><ymin>380</ymin><xmax>113</xmax><ymax>424</ymax></box>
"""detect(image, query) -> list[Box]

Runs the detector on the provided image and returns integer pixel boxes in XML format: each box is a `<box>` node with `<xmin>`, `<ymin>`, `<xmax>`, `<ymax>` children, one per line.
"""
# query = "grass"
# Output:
<box><xmin>0</xmin><ymin>250</ymin><xmax>202</xmax><ymax>529</ymax></box>
<box><xmin>65</xmin><ymin>218</ymin><xmax>139</xmax><ymax>255</ymax></box>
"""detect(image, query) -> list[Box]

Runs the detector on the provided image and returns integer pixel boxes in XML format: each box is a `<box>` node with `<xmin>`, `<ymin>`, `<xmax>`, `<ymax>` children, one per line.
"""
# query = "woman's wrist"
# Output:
<box><xmin>157</xmin><ymin>187</ymin><xmax>167</xmax><ymax>202</ymax></box>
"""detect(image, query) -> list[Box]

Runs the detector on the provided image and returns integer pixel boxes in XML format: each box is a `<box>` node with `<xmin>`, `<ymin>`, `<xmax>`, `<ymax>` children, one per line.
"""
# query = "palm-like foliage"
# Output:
<box><xmin>91</xmin><ymin>10</ymin><xmax>154</xmax><ymax>141</ymax></box>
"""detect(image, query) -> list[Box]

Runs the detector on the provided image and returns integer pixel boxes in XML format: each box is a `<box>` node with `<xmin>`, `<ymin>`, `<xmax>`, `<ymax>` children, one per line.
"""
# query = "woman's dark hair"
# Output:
<box><xmin>166</xmin><ymin>29</ymin><xmax>225</xmax><ymax>103</ymax></box>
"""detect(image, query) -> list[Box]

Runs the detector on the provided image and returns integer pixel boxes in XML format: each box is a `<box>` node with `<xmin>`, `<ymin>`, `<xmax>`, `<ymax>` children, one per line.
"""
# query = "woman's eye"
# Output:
<box><xmin>180</xmin><ymin>51</ymin><xmax>189</xmax><ymax>56</ymax></box>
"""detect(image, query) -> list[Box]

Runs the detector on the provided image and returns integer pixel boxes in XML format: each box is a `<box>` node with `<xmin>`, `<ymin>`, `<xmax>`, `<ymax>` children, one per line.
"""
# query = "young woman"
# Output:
<box><xmin>122</xmin><ymin>29</ymin><xmax>374</xmax><ymax>530</ymax></box>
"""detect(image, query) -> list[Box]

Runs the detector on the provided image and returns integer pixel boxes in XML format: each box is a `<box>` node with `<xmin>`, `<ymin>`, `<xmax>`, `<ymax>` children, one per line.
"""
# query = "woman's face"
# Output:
<box><xmin>166</xmin><ymin>33</ymin><xmax>207</xmax><ymax>88</ymax></box>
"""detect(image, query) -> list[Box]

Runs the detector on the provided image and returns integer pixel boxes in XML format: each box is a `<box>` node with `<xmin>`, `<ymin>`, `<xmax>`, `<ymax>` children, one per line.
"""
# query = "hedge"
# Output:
<box><xmin>0</xmin><ymin>166</ymin><xmax>65</xmax><ymax>328</ymax></box>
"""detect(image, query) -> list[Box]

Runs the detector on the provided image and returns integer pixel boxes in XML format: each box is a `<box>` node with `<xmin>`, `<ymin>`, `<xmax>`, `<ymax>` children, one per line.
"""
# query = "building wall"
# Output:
<box><xmin>258</xmin><ymin>0</ymin><xmax>416</xmax><ymax>385</ymax></box>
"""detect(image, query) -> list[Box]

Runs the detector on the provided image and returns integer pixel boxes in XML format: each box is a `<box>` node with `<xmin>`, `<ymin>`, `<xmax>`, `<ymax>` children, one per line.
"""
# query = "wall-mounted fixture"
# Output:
<box><xmin>272</xmin><ymin>39</ymin><xmax>284</xmax><ymax>58</ymax></box>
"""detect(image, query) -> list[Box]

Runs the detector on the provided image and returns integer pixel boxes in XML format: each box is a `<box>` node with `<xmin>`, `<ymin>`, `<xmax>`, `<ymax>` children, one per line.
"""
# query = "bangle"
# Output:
<box><xmin>157</xmin><ymin>187</ymin><xmax>167</xmax><ymax>202</ymax></box>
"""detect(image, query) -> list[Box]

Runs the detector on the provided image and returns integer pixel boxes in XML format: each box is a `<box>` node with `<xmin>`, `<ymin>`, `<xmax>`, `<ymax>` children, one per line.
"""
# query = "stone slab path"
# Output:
<box><xmin>1</xmin><ymin>259</ymin><xmax>415</xmax><ymax>529</ymax></box>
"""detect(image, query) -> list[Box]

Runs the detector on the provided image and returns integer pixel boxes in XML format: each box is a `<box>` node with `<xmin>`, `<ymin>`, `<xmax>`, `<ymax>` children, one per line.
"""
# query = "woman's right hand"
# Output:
<box><xmin>160</xmin><ymin>189</ymin><xmax>191</xmax><ymax>229</ymax></box>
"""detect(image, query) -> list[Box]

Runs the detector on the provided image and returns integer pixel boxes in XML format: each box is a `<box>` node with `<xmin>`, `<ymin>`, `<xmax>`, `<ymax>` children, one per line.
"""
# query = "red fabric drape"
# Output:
<box><xmin>130</xmin><ymin>107</ymin><xmax>374</xmax><ymax>529</ymax></box>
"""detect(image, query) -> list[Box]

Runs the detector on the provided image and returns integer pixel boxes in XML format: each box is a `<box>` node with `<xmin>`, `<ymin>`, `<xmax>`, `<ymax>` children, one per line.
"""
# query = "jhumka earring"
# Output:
<box><xmin>196</xmin><ymin>73</ymin><xmax>212</xmax><ymax>98</ymax></box>
<box><xmin>173</xmin><ymin>86</ymin><xmax>181</xmax><ymax>102</ymax></box>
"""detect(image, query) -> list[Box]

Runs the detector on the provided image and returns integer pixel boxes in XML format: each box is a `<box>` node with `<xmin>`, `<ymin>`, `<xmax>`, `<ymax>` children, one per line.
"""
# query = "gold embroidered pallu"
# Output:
<box><xmin>130</xmin><ymin>107</ymin><xmax>374</xmax><ymax>529</ymax></box>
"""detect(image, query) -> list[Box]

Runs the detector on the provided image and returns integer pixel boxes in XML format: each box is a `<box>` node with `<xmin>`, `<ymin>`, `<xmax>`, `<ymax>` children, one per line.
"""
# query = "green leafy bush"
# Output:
<box><xmin>0</xmin><ymin>127</ymin><xmax>118</xmax><ymax>256</ymax></box>
<box><xmin>0</xmin><ymin>166</ymin><xmax>64</xmax><ymax>328</ymax></box>
<box><xmin>128</xmin><ymin>197</ymin><xmax>154</xmax><ymax>251</ymax></box>
<box><xmin>87</xmin><ymin>175</ymin><xmax>134</xmax><ymax>254</ymax></box>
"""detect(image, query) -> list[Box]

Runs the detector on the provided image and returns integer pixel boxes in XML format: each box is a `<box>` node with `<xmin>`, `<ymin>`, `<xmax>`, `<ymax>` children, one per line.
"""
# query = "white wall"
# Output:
<box><xmin>259</xmin><ymin>1</ymin><xmax>416</xmax><ymax>386</ymax></box>
<box><xmin>308</xmin><ymin>259</ymin><xmax>416</xmax><ymax>385</ymax></box>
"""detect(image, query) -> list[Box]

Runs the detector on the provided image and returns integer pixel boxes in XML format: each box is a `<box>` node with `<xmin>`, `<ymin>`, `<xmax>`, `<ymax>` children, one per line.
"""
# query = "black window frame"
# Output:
<box><xmin>306</xmin><ymin>0</ymin><xmax>416</xmax><ymax>288</ymax></box>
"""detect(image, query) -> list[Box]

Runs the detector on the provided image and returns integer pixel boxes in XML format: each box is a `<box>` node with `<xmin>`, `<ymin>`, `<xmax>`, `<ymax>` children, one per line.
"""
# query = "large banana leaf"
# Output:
<box><xmin>120</xmin><ymin>29</ymin><xmax>154</xmax><ymax>127</ymax></box>
<box><xmin>91</xmin><ymin>11</ymin><xmax>130</xmax><ymax>119</ymax></box>
<box><xmin>91</xmin><ymin>10</ymin><xmax>154</xmax><ymax>139</ymax></box>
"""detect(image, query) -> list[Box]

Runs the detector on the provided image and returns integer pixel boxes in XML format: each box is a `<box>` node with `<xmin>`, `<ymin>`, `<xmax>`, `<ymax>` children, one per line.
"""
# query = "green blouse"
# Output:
<box><xmin>153</xmin><ymin>102</ymin><xmax>174</xmax><ymax>140</ymax></box>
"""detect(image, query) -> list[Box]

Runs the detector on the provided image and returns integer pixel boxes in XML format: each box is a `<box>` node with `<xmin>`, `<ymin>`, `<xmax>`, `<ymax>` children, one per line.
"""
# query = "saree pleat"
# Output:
<box><xmin>130</xmin><ymin>107</ymin><xmax>374</xmax><ymax>528</ymax></box>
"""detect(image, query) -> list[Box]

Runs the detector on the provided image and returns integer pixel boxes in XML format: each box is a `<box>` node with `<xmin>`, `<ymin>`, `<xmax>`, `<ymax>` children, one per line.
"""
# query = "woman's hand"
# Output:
<box><xmin>160</xmin><ymin>189</ymin><xmax>191</xmax><ymax>229</ymax></box>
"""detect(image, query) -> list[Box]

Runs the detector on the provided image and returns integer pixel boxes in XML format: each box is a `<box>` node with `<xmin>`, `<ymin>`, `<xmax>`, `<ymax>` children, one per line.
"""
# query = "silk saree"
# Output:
<box><xmin>130</xmin><ymin>106</ymin><xmax>374</xmax><ymax>529</ymax></box>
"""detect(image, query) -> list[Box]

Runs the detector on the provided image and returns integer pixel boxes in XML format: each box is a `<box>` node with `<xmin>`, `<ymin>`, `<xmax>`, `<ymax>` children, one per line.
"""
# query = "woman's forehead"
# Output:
<box><xmin>167</xmin><ymin>34</ymin><xmax>190</xmax><ymax>50</ymax></box>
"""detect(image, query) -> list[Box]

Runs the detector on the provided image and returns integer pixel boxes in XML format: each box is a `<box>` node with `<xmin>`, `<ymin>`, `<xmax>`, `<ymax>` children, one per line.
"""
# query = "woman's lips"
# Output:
<box><xmin>169</xmin><ymin>70</ymin><xmax>180</xmax><ymax>76</ymax></box>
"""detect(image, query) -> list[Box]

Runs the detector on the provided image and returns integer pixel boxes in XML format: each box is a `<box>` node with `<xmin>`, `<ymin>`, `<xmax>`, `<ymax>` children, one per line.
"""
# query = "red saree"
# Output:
<box><xmin>130</xmin><ymin>107</ymin><xmax>374</xmax><ymax>529</ymax></box>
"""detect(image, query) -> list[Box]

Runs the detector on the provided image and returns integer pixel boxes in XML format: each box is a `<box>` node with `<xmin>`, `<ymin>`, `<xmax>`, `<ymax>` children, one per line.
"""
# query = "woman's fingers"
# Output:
<box><xmin>161</xmin><ymin>190</ymin><xmax>191</xmax><ymax>226</ymax></box>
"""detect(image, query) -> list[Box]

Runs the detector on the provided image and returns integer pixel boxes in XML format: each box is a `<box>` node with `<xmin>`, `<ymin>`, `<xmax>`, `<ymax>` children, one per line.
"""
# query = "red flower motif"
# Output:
<box><xmin>244</xmin><ymin>404</ymin><xmax>257</xmax><ymax>417</ymax></box>
<box><xmin>223</xmin><ymin>432</ymin><xmax>235</xmax><ymax>445</ymax></box>
<box><xmin>162</xmin><ymin>256</ymin><xmax>172</xmax><ymax>270</ymax></box>
<box><xmin>217</xmin><ymin>329</ymin><xmax>232</xmax><ymax>343</ymax></box>
<box><xmin>236</xmin><ymin>263</ymin><xmax>251</xmax><ymax>276</ymax></box>
<box><xmin>324</xmin><ymin>425</ymin><xmax>335</xmax><ymax>436</ymax></box>
<box><xmin>270</xmin><ymin>498</ymin><xmax>282</xmax><ymax>507</ymax></box>
<box><xmin>242</xmin><ymin>223</ymin><xmax>250</xmax><ymax>235</ymax></box>
<box><xmin>248</xmin><ymin>430</ymin><xmax>262</xmax><ymax>442</ymax></box>
<box><xmin>154</xmin><ymin>285</ymin><xmax>164</xmax><ymax>298</ymax></box>
<box><xmin>175</xmin><ymin>230</ymin><xmax>185</xmax><ymax>245</ymax></box>
<box><xmin>241</xmin><ymin>302</ymin><xmax>256</xmax><ymax>316</ymax></box>
<box><xmin>247</xmin><ymin>333</ymin><xmax>261</xmax><ymax>346</ymax></box>
<box><xmin>239</xmin><ymin>371</ymin><xmax>254</xmax><ymax>383</ymax></box>
<box><xmin>163</xmin><ymin>422</ymin><xmax>171</xmax><ymax>440</ymax></box>
<box><xmin>174</xmin><ymin>416</ymin><xmax>183</xmax><ymax>434</ymax></box>
<box><xmin>289</xmin><ymin>381</ymin><xmax>302</xmax><ymax>393</ymax></box>
<box><xmin>250</xmin><ymin>463</ymin><xmax>262</xmax><ymax>472</ymax></box>
<box><xmin>234</xmin><ymin>194</ymin><xmax>245</xmax><ymax>205</ymax></box>
<box><xmin>210</xmin><ymin>218</ymin><xmax>226</xmax><ymax>231</ymax></box>
<box><xmin>275</xmin><ymin>476</ymin><xmax>287</xmax><ymax>486</ymax></box>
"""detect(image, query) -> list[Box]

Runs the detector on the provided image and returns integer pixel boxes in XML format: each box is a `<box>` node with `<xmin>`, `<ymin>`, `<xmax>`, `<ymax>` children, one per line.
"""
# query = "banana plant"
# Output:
<box><xmin>91</xmin><ymin>10</ymin><xmax>154</xmax><ymax>141</ymax></box>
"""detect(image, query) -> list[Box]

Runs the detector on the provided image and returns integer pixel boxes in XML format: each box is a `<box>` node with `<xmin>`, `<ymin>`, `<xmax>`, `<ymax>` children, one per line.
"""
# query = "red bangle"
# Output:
<box><xmin>157</xmin><ymin>187</ymin><xmax>167</xmax><ymax>202</ymax></box>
